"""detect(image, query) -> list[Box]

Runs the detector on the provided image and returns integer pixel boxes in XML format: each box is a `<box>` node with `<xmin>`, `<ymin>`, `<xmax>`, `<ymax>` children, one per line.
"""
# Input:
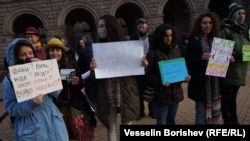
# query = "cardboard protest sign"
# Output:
<box><xmin>158</xmin><ymin>58</ymin><xmax>188</xmax><ymax>84</ymax></box>
<box><xmin>8</xmin><ymin>59</ymin><xmax>62</xmax><ymax>103</ymax></box>
<box><xmin>92</xmin><ymin>40</ymin><xmax>144</xmax><ymax>78</ymax></box>
<box><xmin>205</xmin><ymin>37</ymin><xmax>235</xmax><ymax>77</ymax></box>
<box><xmin>243</xmin><ymin>45</ymin><xmax>250</xmax><ymax>62</ymax></box>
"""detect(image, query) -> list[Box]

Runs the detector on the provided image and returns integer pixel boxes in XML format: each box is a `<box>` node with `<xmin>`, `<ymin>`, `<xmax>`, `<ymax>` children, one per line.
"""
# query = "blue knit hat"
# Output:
<box><xmin>228</xmin><ymin>3</ymin><xmax>245</xmax><ymax>20</ymax></box>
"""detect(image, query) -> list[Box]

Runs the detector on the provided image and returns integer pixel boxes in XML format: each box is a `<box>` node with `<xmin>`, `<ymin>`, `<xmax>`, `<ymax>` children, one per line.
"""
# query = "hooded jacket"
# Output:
<box><xmin>218</xmin><ymin>19</ymin><xmax>250</xmax><ymax>86</ymax></box>
<box><xmin>2</xmin><ymin>38</ymin><xmax>69</xmax><ymax>141</ymax></box>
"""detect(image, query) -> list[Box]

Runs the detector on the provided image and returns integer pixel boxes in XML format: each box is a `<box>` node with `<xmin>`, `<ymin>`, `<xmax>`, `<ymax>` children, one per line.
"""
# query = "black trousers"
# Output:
<box><xmin>221</xmin><ymin>85</ymin><xmax>240</xmax><ymax>125</ymax></box>
<box><xmin>139</xmin><ymin>91</ymin><xmax>154</xmax><ymax>115</ymax></box>
<box><xmin>136</xmin><ymin>75</ymin><xmax>154</xmax><ymax>116</ymax></box>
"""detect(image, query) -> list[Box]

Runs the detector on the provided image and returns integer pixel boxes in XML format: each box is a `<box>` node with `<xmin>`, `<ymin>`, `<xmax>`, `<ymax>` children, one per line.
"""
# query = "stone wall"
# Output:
<box><xmin>0</xmin><ymin>0</ymin><xmax>248</xmax><ymax>70</ymax></box>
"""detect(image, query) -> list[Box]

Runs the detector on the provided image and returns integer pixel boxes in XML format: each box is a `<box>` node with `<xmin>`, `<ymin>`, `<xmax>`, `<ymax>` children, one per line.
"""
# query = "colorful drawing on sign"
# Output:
<box><xmin>60</xmin><ymin>69</ymin><xmax>75</xmax><ymax>84</ymax></box>
<box><xmin>158</xmin><ymin>58</ymin><xmax>188</xmax><ymax>85</ymax></box>
<box><xmin>205</xmin><ymin>37</ymin><xmax>235</xmax><ymax>77</ymax></box>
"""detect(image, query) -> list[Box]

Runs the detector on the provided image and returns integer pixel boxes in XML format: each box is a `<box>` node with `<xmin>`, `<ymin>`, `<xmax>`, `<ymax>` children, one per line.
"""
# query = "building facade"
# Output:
<box><xmin>0</xmin><ymin>0</ymin><xmax>249</xmax><ymax>69</ymax></box>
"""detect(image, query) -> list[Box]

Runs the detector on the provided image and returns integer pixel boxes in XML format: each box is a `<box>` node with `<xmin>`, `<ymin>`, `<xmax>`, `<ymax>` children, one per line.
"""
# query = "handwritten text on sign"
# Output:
<box><xmin>8</xmin><ymin>59</ymin><xmax>62</xmax><ymax>103</ymax></box>
<box><xmin>92</xmin><ymin>40</ymin><xmax>144</xmax><ymax>79</ymax></box>
<box><xmin>205</xmin><ymin>37</ymin><xmax>235</xmax><ymax>77</ymax></box>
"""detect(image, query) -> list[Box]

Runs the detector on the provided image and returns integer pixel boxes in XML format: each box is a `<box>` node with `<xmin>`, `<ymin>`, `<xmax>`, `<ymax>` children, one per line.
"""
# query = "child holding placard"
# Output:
<box><xmin>2</xmin><ymin>38</ymin><xmax>68</xmax><ymax>141</ymax></box>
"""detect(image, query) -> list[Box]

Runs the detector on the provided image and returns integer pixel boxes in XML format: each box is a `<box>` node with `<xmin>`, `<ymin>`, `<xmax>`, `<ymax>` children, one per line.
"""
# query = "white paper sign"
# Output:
<box><xmin>92</xmin><ymin>40</ymin><xmax>144</xmax><ymax>79</ymax></box>
<box><xmin>205</xmin><ymin>37</ymin><xmax>235</xmax><ymax>77</ymax></box>
<box><xmin>8</xmin><ymin>59</ymin><xmax>63</xmax><ymax>103</ymax></box>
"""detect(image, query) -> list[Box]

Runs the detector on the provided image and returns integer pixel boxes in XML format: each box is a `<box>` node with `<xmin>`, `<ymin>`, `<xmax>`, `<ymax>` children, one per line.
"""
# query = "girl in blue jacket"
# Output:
<box><xmin>2</xmin><ymin>38</ymin><xmax>69</xmax><ymax>141</ymax></box>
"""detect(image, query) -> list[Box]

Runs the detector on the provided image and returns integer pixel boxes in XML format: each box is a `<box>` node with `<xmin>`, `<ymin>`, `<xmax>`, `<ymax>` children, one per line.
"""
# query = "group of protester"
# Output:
<box><xmin>186</xmin><ymin>3</ymin><xmax>249</xmax><ymax>125</ymax></box>
<box><xmin>1</xmin><ymin>2</ymin><xmax>250</xmax><ymax>141</ymax></box>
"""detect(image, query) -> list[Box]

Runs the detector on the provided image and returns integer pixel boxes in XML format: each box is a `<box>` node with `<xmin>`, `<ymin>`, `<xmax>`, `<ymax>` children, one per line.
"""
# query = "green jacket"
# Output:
<box><xmin>218</xmin><ymin>20</ymin><xmax>249</xmax><ymax>86</ymax></box>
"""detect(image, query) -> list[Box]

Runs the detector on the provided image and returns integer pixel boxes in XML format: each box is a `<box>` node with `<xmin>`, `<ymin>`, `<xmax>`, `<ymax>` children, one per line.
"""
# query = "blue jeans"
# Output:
<box><xmin>195</xmin><ymin>102</ymin><xmax>206</xmax><ymax>125</ymax></box>
<box><xmin>153</xmin><ymin>102</ymin><xmax>179</xmax><ymax>125</ymax></box>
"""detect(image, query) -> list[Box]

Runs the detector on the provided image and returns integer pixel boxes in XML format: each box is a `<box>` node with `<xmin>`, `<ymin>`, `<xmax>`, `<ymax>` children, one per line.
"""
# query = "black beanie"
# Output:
<box><xmin>228</xmin><ymin>3</ymin><xmax>245</xmax><ymax>20</ymax></box>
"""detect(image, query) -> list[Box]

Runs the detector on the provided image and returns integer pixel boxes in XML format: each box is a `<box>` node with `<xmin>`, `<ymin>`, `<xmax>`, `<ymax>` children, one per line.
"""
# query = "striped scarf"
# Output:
<box><xmin>205</xmin><ymin>76</ymin><xmax>223</xmax><ymax>125</ymax></box>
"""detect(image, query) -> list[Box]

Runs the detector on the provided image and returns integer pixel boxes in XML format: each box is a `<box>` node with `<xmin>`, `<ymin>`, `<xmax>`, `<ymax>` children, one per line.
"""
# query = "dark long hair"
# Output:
<box><xmin>97</xmin><ymin>14</ymin><xmax>125</xmax><ymax>42</ymax></box>
<box><xmin>13</xmin><ymin>39</ymin><xmax>36</xmax><ymax>65</ymax></box>
<box><xmin>45</xmin><ymin>47</ymin><xmax>70</xmax><ymax>68</ymax></box>
<box><xmin>150</xmin><ymin>23</ymin><xmax>177</xmax><ymax>50</ymax></box>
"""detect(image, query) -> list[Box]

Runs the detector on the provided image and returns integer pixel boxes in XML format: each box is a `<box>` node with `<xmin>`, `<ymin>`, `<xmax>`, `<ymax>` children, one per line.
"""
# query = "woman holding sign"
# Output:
<box><xmin>218</xmin><ymin>3</ymin><xmax>250</xmax><ymax>125</ymax></box>
<box><xmin>185</xmin><ymin>12</ymin><xmax>222</xmax><ymax>125</ymax></box>
<box><xmin>44</xmin><ymin>38</ymin><xmax>96</xmax><ymax>141</ymax></box>
<box><xmin>146</xmin><ymin>23</ymin><xmax>191</xmax><ymax>125</ymax></box>
<box><xmin>89</xmin><ymin>14</ymin><xmax>148</xmax><ymax>141</ymax></box>
<box><xmin>2</xmin><ymin>38</ymin><xmax>68</xmax><ymax>140</ymax></box>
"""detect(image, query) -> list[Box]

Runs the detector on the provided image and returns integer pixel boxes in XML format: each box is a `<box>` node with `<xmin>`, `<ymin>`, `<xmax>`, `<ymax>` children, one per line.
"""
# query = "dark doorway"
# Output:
<box><xmin>115</xmin><ymin>3</ymin><xmax>144</xmax><ymax>37</ymax></box>
<box><xmin>13</xmin><ymin>14</ymin><xmax>45</xmax><ymax>43</ymax></box>
<box><xmin>65</xmin><ymin>8</ymin><xmax>96</xmax><ymax>48</ymax></box>
<box><xmin>163</xmin><ymin>0</ymin><xmax>189</xmax><ymax>41</ymax></box>
<box><xmin>209</xmin><ymin>0</ymin><xmax>231</xmax><ymax>21</ymax></box>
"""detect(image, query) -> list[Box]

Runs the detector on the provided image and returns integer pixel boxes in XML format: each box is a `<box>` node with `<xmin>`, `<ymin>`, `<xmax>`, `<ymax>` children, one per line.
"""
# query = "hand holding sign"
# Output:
<box><xmin>205</xmin><ymin>37</ymin><xmax>235</xmax><ymax>77</ymax></box>
<box><xmin>8</xmin><ymin>59</ymin><xmax>62</xmax><ymax>103</ymax></box>
<box><xmin>33</xmin><ymin>94</ymin><xmax>43</xmax><ymax>104</ymax></box>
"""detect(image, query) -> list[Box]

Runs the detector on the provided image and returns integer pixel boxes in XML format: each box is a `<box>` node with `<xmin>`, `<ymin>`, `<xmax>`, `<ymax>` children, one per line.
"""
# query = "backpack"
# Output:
<box><xmin>223</xmin><ymin>28</ymin><xmax>232</xmax><ymax>40</ymax></box>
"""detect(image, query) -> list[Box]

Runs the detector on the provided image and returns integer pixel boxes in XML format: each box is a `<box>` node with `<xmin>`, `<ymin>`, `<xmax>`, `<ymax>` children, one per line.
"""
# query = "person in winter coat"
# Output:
<box><xmin>130</xmin><ymin>18</ymin><xmax>156</xmax><ymax>120</ymax></box>
<box><xmin>44</xmin><ymin>38</ymin><xmax>96</xmax><ymax>141</ymax></box>
<box><xmin>76</xmin><ymin>35</ymin><xmax>96</xmax><ymax>104</ymax></box>
<box><xmin>89</xmin><ymin>14</ymin><xmax>148</xmax><ymax>141</ymax></box>
<box><xmin>2</xmin><ymin>38</ymin><xmax>68</xmax><ymax>141</ymax></box>
<box><xmin>185</xmin><ymin>12</ymin><xmax>223</xmax><ymax>125</ymax></box>
<box><xmin>77</xmin><ymin>35</ymin><xmax>94</xmax><ymax>74</ymax></box>
<box><xmin>146</xmin><ymin>23</ymin><xmax>191</xmax><ymax>125</ymax></box>
<box><xmin>218</xmin><ymin>3</ymin><xmax>250</xmax><ymax>125</ymax></box>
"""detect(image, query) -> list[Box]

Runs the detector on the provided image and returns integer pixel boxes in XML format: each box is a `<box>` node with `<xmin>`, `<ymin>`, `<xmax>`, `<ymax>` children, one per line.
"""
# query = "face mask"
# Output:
<box><xmin>98</xmin><ymin>28</ymin><xmax>107</xmax><ymax>39</ymax></box>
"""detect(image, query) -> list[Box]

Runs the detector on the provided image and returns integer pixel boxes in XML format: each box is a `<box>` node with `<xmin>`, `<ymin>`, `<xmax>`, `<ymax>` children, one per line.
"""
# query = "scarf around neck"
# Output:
<box><xmin>34</xmin><ymin>41</ymin><xmax>42</xmax><ymax>50</ymax></box>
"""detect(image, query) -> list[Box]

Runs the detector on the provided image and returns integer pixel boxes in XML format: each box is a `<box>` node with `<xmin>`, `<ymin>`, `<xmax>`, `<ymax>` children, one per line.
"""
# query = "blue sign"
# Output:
<box><xmin>158</xmin><ymin>58</ymin><xmax>188</xmax><ymax>85</ymax></box>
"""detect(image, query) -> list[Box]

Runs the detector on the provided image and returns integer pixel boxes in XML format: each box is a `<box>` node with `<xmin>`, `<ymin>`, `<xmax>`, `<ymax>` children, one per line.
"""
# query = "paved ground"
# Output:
<box><xmin>1</xmin><ymin>69</ymin><xmax>250</xmax><ymax>141</ymax></box>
